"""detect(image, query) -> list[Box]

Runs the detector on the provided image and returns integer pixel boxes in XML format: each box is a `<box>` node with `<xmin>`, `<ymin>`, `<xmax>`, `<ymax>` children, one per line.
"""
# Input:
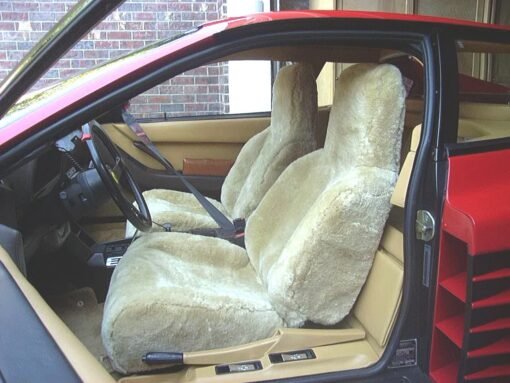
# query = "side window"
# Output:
<box><xmin>127</xmin><ymin>60</ymin><xmax>272</xmax><ymax>120</ymax></box>
<box><xmin>456</xmin><ymin>40</ymin><xmax>510</xmax><ymax>143</ymax></box>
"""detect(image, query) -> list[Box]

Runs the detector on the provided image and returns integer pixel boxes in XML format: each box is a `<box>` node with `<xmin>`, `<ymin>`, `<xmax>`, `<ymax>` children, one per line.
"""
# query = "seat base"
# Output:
<box><xmin>102</xmin><ymin>232</ymin><xmax>283</xmax><ymax>373</ymax></box>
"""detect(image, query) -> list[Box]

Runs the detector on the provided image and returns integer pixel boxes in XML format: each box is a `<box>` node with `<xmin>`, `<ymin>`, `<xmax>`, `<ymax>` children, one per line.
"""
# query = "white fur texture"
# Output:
<box><xmin>102</xmin><ymin>232</ymin><xmax>283</xmax><ymax>373</ymax></box>
<box><xmin>125</xmin><ymin>63</ymin><xmax>317</xmax><ymax>236</ymax></box>
<box><xmin>103</xmin><ymin>64</ymin><xmax>405</xmax><ymax>372</ymax></box>
<box><xmin>246</xmin><ymin>63</ymin><xmax>406</xmax><ymax>326</ymax></box>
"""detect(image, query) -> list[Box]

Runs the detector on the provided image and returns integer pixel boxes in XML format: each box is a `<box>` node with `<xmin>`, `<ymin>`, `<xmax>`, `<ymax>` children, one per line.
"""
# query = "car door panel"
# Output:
<box><xmin>0</xmin><ymin>246</ymin><xmax>114</xmax><ymax>383</ymax></box>
<box><xmin>102</xmin><ymin>116</ymin><xmax>270</xmax><ymax>171</ymax></box>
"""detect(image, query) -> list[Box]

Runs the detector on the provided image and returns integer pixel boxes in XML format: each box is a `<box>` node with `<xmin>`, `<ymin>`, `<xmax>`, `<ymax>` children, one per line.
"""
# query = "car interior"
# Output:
<box><xmin>1</xmin><ymin>39</ymin><xmax>509</xmax><ymax>382</ymax></box>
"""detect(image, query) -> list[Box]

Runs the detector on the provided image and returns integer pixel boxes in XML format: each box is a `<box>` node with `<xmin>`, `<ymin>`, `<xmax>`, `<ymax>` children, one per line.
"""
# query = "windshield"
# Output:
<box><xmin>7</xmin><ymin>33</ymin><xmax>185</xmax><ymax>115</ymax></box>
<box><xmin>0</xmin><ymin>31</ymin><xmax>187</xmax><ymax>129</ymax></box>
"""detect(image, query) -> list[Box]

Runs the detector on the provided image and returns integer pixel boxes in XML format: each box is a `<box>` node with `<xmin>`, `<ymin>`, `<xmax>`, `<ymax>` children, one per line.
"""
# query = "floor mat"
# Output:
<box><xmin>83</xmin><ymin>222</ymin><xmax>126</xmax><ymax>243</ymax></box>
<box><xmin>48</xmin><ymin>287</ymin><xmax>114</xmax><ymax>373</ymax></box>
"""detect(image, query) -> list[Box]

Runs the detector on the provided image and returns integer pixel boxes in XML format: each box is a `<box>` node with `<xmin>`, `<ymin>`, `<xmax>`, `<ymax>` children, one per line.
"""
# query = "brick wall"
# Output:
<box><xmin>0</xmin><ymin>0</ymin><xmax>229</xmax><ymax>118</ymax></box>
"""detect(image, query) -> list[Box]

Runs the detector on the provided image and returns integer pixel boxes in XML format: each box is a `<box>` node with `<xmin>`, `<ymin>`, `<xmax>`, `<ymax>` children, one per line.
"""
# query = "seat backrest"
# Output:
<box><xmin>245</xmin><ymin>63</ymin><xmax>406</xmax><ymax>327</ymax></box>
<box><xmin>349</xmin><ymin>123</ymin><xmax>420</xmax><ymax>353</ymax></box>
<box><xmin>221</xmin><ymin>63</ymin><xmax>318</xmax><ymax>219</ymax></box>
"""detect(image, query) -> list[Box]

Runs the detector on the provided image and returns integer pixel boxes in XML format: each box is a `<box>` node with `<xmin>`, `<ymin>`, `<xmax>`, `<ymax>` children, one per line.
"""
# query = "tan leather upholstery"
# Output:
<box><xmin>391</xmin><ymin>124</ymin><xmax>421</xmax><ymax>208</ymax></box>
<box><xmin>182</xmin><ymin>158</ymin><xmax>234</xmax><ymax>176</ymax></box>
<box><xmin>102</xmin><ymin>118</ymin><xmax>268</xmax><ymax>171</ymax></box>
<box><xmin>353</xmin><ymin>227</ymin><xmax>403</xmax><ymax>348</ymax></box>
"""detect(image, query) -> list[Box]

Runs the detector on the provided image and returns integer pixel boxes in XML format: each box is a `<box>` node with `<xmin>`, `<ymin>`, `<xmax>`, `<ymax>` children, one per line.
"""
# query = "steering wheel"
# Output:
<box><xmin>82</xmin><ymin>121</ymin><xmax>152</xmax><ymax>232</ymax></box>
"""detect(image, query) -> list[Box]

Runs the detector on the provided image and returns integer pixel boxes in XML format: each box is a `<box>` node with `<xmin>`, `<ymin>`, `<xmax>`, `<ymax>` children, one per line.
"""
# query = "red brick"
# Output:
<box><xmin>185</xmin><ymin>103</ymin><xmax>208</xmax><ymax>112</ymax></box>
<box><xmin>143</xmin><ymin>3</ymin><xmax>168</xmax><ymax>12</ymax></box>
<box><xmin>195</xmin><ymin>76</ymin><xmax>219</xmax><ymax>85</ymax></box>
<box><xmin>94</xmin><ymin>40</ymin><xmax>120</xmax><ymax>49</ymax></box>
<box><xmin>183</xmin><ymin>85</ymin><xmax>207</xmax><ymax>94</ymax></box>
<box><xmin>197</xmin><ymin>94</ymin><xmax>220</xmax><ymax>103</ymax></box>
<box><xmin>0</xmin><ymin>21</ymin><xmax>15</xmax><ymax>30</ymax></box>
<box><xmin>13</xmin><ymin>2</ymin><xmax>39</xmax><ymax>11</ymax></box>
<box><xmin>172</xmin><ymin>94</ymin><xmax>195</xmax><ymax>103</ymax></box>
<box><xmin>40</xmin><ymin>3</ymin><xmax>65</xmax><ymax>12</ymax></box>
<box><xmin>181</xmin><ymin>12</ymin><xmax>206</xmax><ymax>21</ymax></box>
<box><xmin>133</xmin><ymin>12</ymin><xmax>156</xmax><ymax>21</ymax></box>
<box><xmin>119</xmin><ymin>40</ymin><xmax>145</xmax><ymax>49</ymax></box>
<box><xmin>132</xmin><ymin>31</ymin><xmax>156</xmax><ymax>40</ymax></box>
<box><xmin>169</xmin><ymin>3</ymin><xmax>193</xmax><ymax>12</ymax></box>
<box><xmin>123</xmin><ymin>22</ymin><xmax>143</xmax><ymax>30</ymax></box>
<box><xmin>107</xmin><ymin>31</ymin><xmax>132</xmax><ymax>40</ymax></box>
<box><xmin>146</xmin><ymin>95</ymin><xmax>172</xmax><ymax>104</ymax></box>
<box><xmin>0</xmin><ymin>61</ymin><xmax>16</xmax><ymax>69</ymax></box>
<box><xmin>29</xmin><ymin>12</ymin><xmax>55</xmax><ymax>21</ymax></box>
<box><xmin>84</xmin><ymin>50</ymin><xmax>109</xmax><ymax>59</ymax></box>
<box><xmin>95</xmin><ymin>22</ymin><xmax>119</xmax><ymax>30</ymax></box>
<box><xmin>2</xmin><ymin>12</ymin><xmax>28</xmax><ymax>21</ymax></box>
<box><xmin>171</xmin><ymin>76</ymin><xmax>194</xmax><ymax>85</ymax></box>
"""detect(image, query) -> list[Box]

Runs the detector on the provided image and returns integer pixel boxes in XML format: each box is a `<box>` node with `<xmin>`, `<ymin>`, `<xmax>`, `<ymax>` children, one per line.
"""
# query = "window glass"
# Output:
<box><xmin>456</xmin><ymin>40</ymin><xmax>510</xmax><ymax>143</ymax></box>
<box><xmin>127</xmin><ymin>60</ymin><xmax>272</xmax><ymax>120</ymax></box>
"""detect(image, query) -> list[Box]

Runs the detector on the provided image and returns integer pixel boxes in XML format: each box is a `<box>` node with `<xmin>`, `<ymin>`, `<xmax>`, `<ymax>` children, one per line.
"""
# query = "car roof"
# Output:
<box><xmin>216</xmin><ymin>10</ymin><xmax>510</xmax><ymax>33</ymax></box>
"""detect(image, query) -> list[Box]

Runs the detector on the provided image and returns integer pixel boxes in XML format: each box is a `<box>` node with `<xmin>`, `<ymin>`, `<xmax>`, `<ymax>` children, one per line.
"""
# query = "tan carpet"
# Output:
<box><xmin>83</xmin><ymin>222</ymin><xmax>127</xmax><ymax>243</ymax></box>
<box><xmin>48</xmin><ymin>287</ymin><xmax>115</xmax><ymax>373</ymax></box>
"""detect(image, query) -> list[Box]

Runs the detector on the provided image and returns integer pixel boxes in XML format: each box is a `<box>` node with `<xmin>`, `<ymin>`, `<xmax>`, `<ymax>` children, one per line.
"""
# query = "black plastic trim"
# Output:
<box><xmin>130</xmin><ymin>111</ymin><xmax>272</xmax><ymax>124</ymax></box>
<box><xmin>0</xmin><ymin>261</ymin><xmax>80</xmax><ymax>382</ymax></box>
<box><xmin>446</xmin><ymin>136</ymin><xmax>510</xmax><ymax>157</ymax></box>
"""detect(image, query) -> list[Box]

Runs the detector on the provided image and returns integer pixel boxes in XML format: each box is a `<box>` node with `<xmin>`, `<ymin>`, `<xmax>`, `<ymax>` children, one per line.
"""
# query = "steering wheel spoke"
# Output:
<box><xmin>83</xmin><ymin>121</ymin><xmax>152</xmax><ymax>232</ymax></box>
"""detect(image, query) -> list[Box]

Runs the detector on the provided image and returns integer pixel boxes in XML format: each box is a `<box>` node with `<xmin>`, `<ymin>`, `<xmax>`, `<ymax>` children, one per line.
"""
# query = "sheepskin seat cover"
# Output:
<box><xmin>102</xmin><ymin>63</ymin><xmax>405</xmax><ymax>373</ymax></box>
<box><xmin>125</xmin><ymin>63</ymin><xmax>317</xmax><ymax>236</ymax></box>
<box><xmin>102</xmin><ymin>232</ymin><xmax>283</xmax><ymax>373</ymax></box>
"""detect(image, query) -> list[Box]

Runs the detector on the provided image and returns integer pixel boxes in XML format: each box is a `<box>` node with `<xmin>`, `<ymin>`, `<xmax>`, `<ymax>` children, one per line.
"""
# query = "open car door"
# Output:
<box><xmin>0</xmin><ymin>0</ymin><xmax>124</xmax><ymax>381</ymax></box>
<box><xmin>0</xmin><ymin>0</ymin><xmax>124</xmax><ymax>119</ymax></box>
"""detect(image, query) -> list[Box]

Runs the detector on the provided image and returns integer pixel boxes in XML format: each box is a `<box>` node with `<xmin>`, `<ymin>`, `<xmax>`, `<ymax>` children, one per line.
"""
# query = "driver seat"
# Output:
<box><xmin>102</xmin><ymin>63</ymin><xmax>406</xmax><ymax>373</ymax></box>
<box><xmin>125</xmin><ymin>63</ymin><xmax>318</xmax><ymax>236</ymax></box>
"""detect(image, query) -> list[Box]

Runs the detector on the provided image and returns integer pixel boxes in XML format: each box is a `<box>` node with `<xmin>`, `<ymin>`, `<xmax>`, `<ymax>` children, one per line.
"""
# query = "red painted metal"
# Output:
<box><xmin>443</xmin><ymin>149</ymin><xmax>510</xmax><ymax>255</ymax></box>
<box><xmin>432</xmin><ymin>150</ymin><xmax>510</xmax><ymax>381</ymax></box>
<box><xmin>467</xmin><ymin>336</ymin><xmax>510</xmax><ymax>358</ymax></box>
<box><xmin>465</xmin><ymin>364</ymin><xmax>510</xmax><ymax>380</ymax></box>
<box><xmin>472</xmin><ymin>288</ymin><xmax>510</xmax><ymax>309</ymax></box>
<box><xmin>429</xmin><ymin>233</ymin><xmax>467</xmax><ymax>381</ymax></box>
<box><xmin>0</xmin><ymin>10</ymin><xmax>509</xmax><ymax>151</ymax></box>
<box><xmin>473</xmin><ymin>268</ymin><xmax>510</xmax><ymax>282</ymax></box>
<box><xmin>440</xmin><ymin>272</ymin><xmax>467</xmax><ymax>302</ymax></box>
<box><xmin>430</xmin><ymin>361</ymin><xmax>459</xmax><ymax>383</ymax></box>
<box><xmin>470</xmin><ymin>317</ymin><xmax>510</xmax><ymax>333</ymax></box>
<box><xmin>436</xmin><ymin>315</ymin><xmax>464</xmax><ymax>348</ymax></box>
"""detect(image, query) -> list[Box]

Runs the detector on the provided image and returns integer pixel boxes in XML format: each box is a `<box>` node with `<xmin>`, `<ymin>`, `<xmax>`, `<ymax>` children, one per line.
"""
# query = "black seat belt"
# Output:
<box><xmin>121</xmin><ymin>108</ymin><xmax>244</xmax><ymax>239</ymax></box>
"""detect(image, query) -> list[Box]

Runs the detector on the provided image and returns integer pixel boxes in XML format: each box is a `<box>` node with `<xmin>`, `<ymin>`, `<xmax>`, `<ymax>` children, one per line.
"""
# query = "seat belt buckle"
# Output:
<box><xmin>233</xmin><ymin>218</ymin><xmax>245</xmax><ymax>235</ymax></box>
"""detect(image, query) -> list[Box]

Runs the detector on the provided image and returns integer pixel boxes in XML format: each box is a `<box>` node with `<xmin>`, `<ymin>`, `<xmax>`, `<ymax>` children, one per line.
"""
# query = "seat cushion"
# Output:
<box><xmin>125</xmin><ymin>189</ymin><xmax>229</xmax><ymax>237</ymax></box>
<box><xmin>102</xmin><ymin>232</ymin><xmax>283</xmax><ymax>373</ymax></box>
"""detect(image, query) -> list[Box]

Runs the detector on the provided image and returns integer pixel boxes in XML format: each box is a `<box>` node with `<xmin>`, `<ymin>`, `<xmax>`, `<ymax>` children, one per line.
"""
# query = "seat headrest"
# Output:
<box><xmin>324</xmin><ymin>64</ymin><xmax>406</xmax><ymax>171</ymax></box>
<box><xmin>269</xmin><ymin>63</ymin><xmax>317</xmax><ymax>142</ymax></box>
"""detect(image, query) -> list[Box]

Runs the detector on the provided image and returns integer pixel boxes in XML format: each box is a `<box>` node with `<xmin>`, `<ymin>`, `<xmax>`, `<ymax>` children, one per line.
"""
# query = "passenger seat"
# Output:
<box><xmin>126</xmin><ymin>63</ymin><xmax>318</xmax><ymax>236</ymax></box>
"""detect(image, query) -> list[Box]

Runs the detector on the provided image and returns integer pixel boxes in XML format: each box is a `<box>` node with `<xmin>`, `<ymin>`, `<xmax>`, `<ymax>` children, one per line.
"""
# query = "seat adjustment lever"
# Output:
<box><xmin>142</xmin><ymin>352</ymin><xmax>183</xmax><ymax>366</ymax></box>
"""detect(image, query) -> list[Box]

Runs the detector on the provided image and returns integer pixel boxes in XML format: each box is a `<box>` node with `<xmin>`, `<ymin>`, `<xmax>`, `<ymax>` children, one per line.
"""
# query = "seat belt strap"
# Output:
<box><xmin>121</xmin><ymin>108</ymin><xmax>239</xmax><ymax>237</ymax></box>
